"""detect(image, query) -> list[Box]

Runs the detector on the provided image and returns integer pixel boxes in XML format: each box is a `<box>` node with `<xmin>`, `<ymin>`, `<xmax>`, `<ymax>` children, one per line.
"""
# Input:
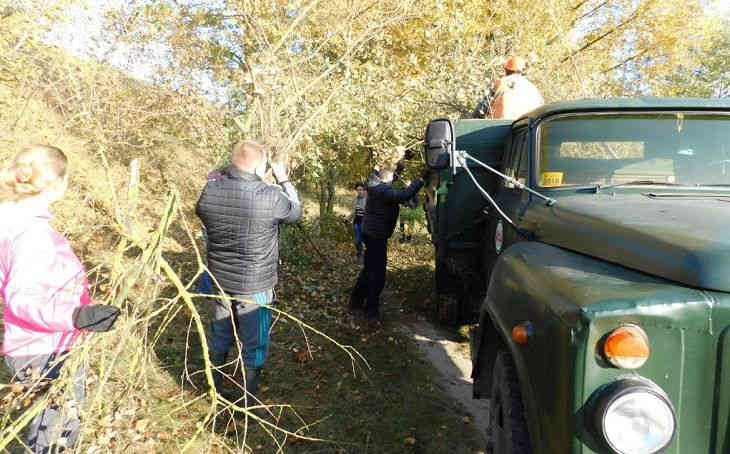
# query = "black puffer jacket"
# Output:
<box><xmin>362</xmin><ymin>177</ymin><xmax>424</xmax><ymax>239</ymax></box>
<box><xmin>196</xmin><ymin>167</ymin><xmax>301</xmax><ymax>295</ymax></box>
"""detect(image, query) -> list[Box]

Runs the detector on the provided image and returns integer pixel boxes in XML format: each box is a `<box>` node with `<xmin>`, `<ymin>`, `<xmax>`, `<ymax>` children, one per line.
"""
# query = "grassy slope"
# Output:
<box><xmin>0</xmin><ymin>78</ymin><xmax>224</xmax><ymax>453</ymax></box>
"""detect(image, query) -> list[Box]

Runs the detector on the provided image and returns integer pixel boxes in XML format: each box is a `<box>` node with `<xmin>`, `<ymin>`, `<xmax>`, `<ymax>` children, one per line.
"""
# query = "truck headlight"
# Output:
<box><xmin>591</xmin><ymin>379</ymin><xmax>676</xmax><ymax>454</ymax></box>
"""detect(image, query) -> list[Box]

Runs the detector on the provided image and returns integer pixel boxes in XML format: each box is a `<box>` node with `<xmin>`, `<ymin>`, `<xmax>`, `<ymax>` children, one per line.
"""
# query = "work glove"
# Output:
<box><xmin>72</xmin><ymin>304</ymin><xmax>120</xmax><ymax>332</ymax></box>
<box><xmin>395</xmin><ymin>161</ymin><xmax>405</xmax><ymax>175</ymax></box>
<box><xmin>270</xmin><ymin>162</ymin><xmax>288</xmax><ymax>183</ymax></box>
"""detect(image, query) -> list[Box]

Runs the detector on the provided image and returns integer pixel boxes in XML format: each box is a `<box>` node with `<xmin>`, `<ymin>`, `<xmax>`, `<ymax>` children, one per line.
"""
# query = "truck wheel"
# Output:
<box><xmin>431</xmin><ymin>288</ymin><xmax>459</xmax><ymax>325</ymax></box>
<box><xmin>482</xmin><ymin>218</ymin><xmax>500</xmax><ymax>284</ymax></box>
<box><xmin>433</xmin><ymin>245</ymin><xmax>455</xmax><ymax>323</ymax></box>
<box><xmin>486</xmin><ymin>351</ymin><xmax>532</xmax><ymax>454</ymax></box>
<box><xmin>433</xmin><ymin>244</ymin><xmax>450</xmax><ymax>294</ymax></box>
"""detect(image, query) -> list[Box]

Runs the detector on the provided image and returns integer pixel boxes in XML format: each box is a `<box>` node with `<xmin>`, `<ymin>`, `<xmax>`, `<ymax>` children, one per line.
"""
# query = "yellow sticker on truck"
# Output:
<box><xmin>540</xmin><ymin>171</ymin><xmax>564</xmax><ymax>187</ymax></box>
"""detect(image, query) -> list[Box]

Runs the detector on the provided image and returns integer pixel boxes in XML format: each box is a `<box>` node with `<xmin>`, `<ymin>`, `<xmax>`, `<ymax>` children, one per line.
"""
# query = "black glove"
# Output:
<box><xmin>72</xmin><ymin>304</ymin><xmax>120</xmax><ymax>332</ymax></box>
<box><xmin>471</xmin><ymin>101</ymin><xmax>488</xmax><ymax>118</ymax></box>
<box><xmin>421</xmin><ymin>168</ymin><xmax>432</xmax><ymax>181</ymax></box>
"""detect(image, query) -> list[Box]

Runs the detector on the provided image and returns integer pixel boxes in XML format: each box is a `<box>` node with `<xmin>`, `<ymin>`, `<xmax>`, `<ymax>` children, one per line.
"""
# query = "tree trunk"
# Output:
<box><xmin>318</xmin><ymin>176</ymin><xmax>327</xmax><ymax>219</ymax></box>
<box><xmin>326</xmin><ymin>167</ymin><xmax>336</xmax><ymax>214</ymax></box>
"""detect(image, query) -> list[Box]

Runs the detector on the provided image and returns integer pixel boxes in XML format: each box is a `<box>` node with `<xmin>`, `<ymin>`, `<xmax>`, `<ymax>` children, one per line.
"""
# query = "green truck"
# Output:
<box><xmin>422</xmin><ymin>98</ymin><xmax>730</xmax><ymax>454</ymax></box>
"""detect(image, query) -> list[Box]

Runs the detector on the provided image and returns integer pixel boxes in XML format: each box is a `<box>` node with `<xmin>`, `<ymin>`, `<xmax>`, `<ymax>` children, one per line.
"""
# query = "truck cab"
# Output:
<box><xmin>423</xmin><ymin>98</ymin><xmax>730</xmax><ymax>454</ymax></box>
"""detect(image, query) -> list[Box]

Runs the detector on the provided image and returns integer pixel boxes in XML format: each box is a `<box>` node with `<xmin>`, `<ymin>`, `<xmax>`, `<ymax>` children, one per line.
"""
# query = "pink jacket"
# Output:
<box><xmin>0</xmin><ymin>200</ymin><xmax>91</xmax><ymax>357</ymax></box>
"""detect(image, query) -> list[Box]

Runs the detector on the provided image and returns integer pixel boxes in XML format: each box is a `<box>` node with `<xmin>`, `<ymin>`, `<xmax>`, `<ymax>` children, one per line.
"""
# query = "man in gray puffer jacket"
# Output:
<box><xmin>196</xmin><ymin>140</ymin><xmax>301</xmax><ymax>399</ymax></box>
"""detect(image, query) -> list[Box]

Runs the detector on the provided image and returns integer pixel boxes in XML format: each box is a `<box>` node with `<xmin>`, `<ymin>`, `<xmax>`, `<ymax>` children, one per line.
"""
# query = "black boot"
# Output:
<box><xmin>245</xmin><ymin>368</ymin><xmax>260</xmax><ymax>395</ymax></box>
<box><xmin>210</xmin><ymin>350</ymin><xmax>227</xmax><ymax>393</ymax></box>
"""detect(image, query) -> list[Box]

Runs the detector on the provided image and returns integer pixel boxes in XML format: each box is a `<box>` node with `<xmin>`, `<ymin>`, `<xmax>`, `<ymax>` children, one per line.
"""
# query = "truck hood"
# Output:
<box><xmin>529</xmin><ymin>192</ymin><xmax>730</xmax><ymax>292</ymax></box>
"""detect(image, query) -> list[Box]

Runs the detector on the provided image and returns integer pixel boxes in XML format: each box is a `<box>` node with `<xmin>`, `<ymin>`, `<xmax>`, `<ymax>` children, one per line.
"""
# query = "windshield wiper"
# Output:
<box><xmin>695</xmin><ymin>184</ymin><xmax>730</xmax><ymax>187</ymax></box>
<box><xmin>594</xmin><ymin>180</ymin><xmax>681</xmax><ymax>193</ymax></box>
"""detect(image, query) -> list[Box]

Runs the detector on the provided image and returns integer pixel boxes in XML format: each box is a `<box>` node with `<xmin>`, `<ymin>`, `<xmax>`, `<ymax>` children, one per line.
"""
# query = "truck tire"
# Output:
<box><xmin>432</xmin><ymin>244</ymin><xmax>459</xmax><ymax>324</ymax></box>
<box><xmin>431</xmin><ymin>285</ymin><xmax>459</xmax><ymax>324</ymax></box>
<box><xmin>433</xmin><ymin>244</ymin><xmax>449</xmax><ymax>294</ymax></box>
<box><xmin>482</xmin><ymin>217</ymin><xmax>500</xmax><ymax>284</ymax></box>
<box><xmin>486</xmin><ymin>351</ymin><xmax>532</xmax><ymax>454</ymax></box>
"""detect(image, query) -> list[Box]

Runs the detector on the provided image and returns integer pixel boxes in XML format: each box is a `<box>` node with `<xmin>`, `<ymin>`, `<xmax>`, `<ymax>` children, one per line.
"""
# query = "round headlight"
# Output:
<box><xmin>592</xmin><ymin>379</ymin><xmax>676</xmax><ymax>454</ymax></box>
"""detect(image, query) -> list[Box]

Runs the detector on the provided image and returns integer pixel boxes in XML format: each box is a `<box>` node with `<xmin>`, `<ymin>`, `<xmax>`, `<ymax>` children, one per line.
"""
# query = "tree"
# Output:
<box><xmin>661</xmin><ymin>21</ymin><xmax>730</xmax><ymax>98</ymax></box>
<box><xmin>89</xmin><ymin>0</ymin><xmax>725</xmax><ymax>204</ymax></box>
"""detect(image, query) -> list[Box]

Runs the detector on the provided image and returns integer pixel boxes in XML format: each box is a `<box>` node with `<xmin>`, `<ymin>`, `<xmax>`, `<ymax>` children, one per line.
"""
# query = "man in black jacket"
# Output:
<box><xmin>196</xmin><ymin>140</ymin><xmax>301</xmax><ymax>398</ymax></box>
<box><xmin>349</xmin><ymin>167</ymin><xmax>428</xmax><ymax>322</ymax></box>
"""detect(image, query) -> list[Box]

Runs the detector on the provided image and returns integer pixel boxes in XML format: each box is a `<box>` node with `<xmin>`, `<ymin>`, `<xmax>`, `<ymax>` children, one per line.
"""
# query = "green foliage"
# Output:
<box><xmin>399</xmin><ymin>206</ymin><xmax>425</xmax><ymax>228</ymax></box>
<box><xmin>279</xmin><ymin>222</ymin><xmax>315</xmax><ymax>271</ymax></box>
<box><xmin>317</xmin><ymin>212</ymin><xmax>352</xmax><ymax>244</ymax></box>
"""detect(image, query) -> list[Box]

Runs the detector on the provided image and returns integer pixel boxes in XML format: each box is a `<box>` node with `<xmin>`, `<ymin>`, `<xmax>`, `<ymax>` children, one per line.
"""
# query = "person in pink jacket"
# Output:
<box><xmin>0</xmin><ymin>145</ymin><xmax>120</xmax><ymax>453</ymax></box>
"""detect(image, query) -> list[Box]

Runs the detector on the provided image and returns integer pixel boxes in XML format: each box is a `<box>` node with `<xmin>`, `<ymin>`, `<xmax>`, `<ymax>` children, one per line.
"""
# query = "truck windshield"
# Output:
<box><xmin>537</xmin><ymin>113</ymin><xmax>730</xmax><ymax>188</ymax></box>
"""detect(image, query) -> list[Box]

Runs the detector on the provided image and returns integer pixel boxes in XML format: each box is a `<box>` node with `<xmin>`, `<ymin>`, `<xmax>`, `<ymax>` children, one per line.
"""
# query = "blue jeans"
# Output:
<box><xmin>198</xmin><ymin>227</ymin><xmax>214</xmax><ymax>294</ymax></box>
<box><xmin>353</xmin><ymin>219</ymin><xmax>363</xmax><ymax>255</ymax></box>
<box><xmin>198</xmin><ymin>271</ymin><xmax>214</xmax><ymax>294</ymax></box>
<box><xmin>209</xmin><ymin>289</ymin><xmax>273</xmax><ymax>379</ymax></box>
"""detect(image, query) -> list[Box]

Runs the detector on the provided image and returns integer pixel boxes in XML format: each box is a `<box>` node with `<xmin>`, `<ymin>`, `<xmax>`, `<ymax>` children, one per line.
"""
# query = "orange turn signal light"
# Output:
<box><xmin>603</xmin><ymin>325</ymin><xmax>649</xmax><ymax>369</ymax></box>
<box><xmin>512</xmin><ymin>322</ymin><xmax>533</xmax><ymax>345</ymax></box>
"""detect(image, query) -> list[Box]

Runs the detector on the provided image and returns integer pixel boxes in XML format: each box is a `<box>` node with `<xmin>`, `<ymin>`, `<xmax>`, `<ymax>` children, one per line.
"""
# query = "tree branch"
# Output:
<box><xmin>601</xmin><ymin>48</ymin><xmax>649</xmax><ymax>74</ymax></box>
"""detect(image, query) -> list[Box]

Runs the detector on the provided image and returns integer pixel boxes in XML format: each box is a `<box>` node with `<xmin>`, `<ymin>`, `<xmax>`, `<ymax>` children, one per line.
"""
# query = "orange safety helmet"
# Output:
<box><xmin>504</xmin><ymin>56</ymin><xmax>527</xmax><ymax>73</ymax></box>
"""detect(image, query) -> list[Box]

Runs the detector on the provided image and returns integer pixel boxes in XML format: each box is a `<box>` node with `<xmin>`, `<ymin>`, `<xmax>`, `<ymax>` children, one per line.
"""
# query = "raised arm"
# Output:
<box><xmin>271</xmin><ymin>162</ymin><xmax>302</xmax><ymax>224</ymax></box>
<box><xmin>382</xmin><ymin>178</ymin><xmax>424</xmax><ymax>203</ymax></box>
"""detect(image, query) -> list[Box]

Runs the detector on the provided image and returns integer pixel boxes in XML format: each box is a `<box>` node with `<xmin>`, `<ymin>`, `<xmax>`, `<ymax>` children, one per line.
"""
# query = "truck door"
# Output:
<box><xmin>497</xmin><ymin>127</ymin><xmax>531</xmax><ymax>248</ymax></box>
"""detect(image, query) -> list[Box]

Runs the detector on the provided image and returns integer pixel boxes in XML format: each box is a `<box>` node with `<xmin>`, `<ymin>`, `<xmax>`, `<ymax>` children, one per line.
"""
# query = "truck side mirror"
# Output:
<box><xmin>424</xmin><ymin>119</ymin><xmax>454</xmax><ymax>170</ymax></box>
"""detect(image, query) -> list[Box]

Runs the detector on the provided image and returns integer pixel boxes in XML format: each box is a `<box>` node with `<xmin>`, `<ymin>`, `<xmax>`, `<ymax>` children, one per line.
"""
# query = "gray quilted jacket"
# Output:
<box><xmin>196</xmin><ymin>167</ymin><xmax>301</xmax><ymax>295</ymax></box>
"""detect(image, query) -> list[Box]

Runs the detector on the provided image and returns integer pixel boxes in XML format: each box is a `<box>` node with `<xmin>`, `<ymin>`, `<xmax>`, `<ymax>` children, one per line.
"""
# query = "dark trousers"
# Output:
<box><xmin>350</xmin><ymin>235</ymin><xmax>388</xmax><ymax>318</ymax></box>
<box><xmin>5</xmin><ymin>353</ymin><xmax>85</xmax><ymax>453</ymax></box>
<box><xmin>209</xmin><ymin>289</ymin><xmax>273</xmax><ymax>374</ymax></box>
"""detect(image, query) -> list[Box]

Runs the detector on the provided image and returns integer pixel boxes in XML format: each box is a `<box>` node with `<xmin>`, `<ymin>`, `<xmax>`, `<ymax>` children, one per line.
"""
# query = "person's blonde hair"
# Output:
<box><xmin>0</xmin><ymin>145</ymin><xmax>68</xmax><ymax>202</ymax></box>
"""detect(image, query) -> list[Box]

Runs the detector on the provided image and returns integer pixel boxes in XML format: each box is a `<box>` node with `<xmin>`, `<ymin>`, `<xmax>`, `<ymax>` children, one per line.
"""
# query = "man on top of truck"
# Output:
<box><xmin>471</xmin><ymin>56</ymin><xmax>544</xmax><ymax>120</ymax></box>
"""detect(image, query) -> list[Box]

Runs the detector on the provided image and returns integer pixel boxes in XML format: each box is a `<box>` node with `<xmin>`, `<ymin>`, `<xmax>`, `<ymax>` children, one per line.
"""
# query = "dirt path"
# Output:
<box><xmin>398</xmin><ymin>316</ymin><xmax>490</xmax><ymax>446</ymax></box>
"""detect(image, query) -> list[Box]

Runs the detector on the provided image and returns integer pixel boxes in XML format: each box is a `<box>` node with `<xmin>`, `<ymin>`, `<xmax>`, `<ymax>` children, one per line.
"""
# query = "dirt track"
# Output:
<box><xmin>399</xmin><ymin>317</ymin><xmax>490</xmax><ymax>446</ymax></box>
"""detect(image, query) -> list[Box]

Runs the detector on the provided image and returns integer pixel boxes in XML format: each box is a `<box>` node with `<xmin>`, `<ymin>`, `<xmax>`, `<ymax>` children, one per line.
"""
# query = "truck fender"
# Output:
<box><xmin>471</xmin><ymin>307</ymin><xmax>505</xmax><ymax>399</ymax></box>
<box><xmin>472</xmin><ymin>241</ymin><xmax>582</xmax><ymax>453</ymax></box>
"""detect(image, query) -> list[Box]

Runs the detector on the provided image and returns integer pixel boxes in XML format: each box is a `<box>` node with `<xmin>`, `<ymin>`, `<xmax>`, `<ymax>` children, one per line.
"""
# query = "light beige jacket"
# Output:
<box><xmin>488</xmin><ymin>74</ymin><xmax>544</xmax><ymax>120</ymax></box>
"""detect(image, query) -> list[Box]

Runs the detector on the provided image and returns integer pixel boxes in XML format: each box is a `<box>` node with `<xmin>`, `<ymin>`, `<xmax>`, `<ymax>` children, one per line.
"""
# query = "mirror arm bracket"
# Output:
<box><xmin>456</xmin><ymin>150</ymin><xmax>556</xmax><ymax>207</ymax></box>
